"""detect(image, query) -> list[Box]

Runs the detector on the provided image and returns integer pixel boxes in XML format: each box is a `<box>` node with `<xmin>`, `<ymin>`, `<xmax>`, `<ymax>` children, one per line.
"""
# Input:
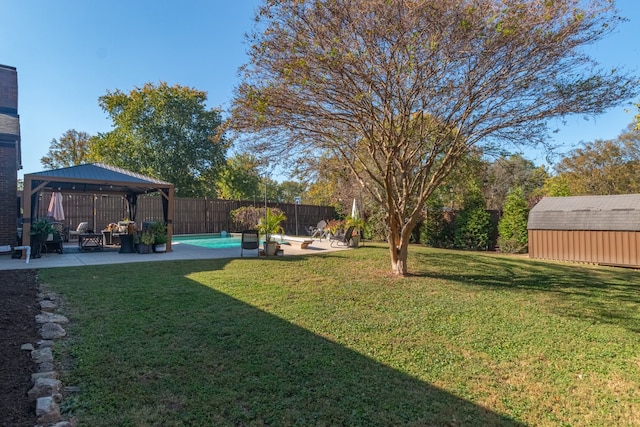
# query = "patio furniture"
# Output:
<box><xmin>119</xmin><ymin>234</ymin><xmax>136</xmax><ymax>253</ymax></box>
<box><xmin>241</xmin><ymin>230</ymin><xmax>260</xmax><ymax>257</ymax></box>
<box><xmin>310</xmin><ymin>220</ymin><xmax>328</xmax><ymax>240</ymax></box>
<box><xmin>102</xmin><ymin>230</ymin><xmax>122</xmax><ymax>246</ymax></box>
<box><xmin>69</xmin><ymin>222</ymin><xmax>89</xmax><ymax>241</ymax></box>
<box><xmin>330</xmin><ymin>226</ymin><xmax>355</xmax><ymax>247</ymax></box>
<box><xmin>78</xmin><ymin>233</ymin><xmax>103</xmax><ymax>251</ymax></box>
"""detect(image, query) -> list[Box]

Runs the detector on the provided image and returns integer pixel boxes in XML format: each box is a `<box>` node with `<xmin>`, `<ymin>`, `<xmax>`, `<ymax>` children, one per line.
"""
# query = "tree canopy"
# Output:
<box><xmin>231</xmin><ymin>0</ymin><xmax>637</xmax><ymax>276</ymax></box>
<box><xmin>552</xmin><ymin>124</ymin><xmax>640</xmax><ymax>195</ymax></box>
<box><xmin>482</xmin><ymin>155</ymin><xmax>548</xmax><ymax>209</ymax></box>
<box><xmin>216</xmin><ymin>153</ymin><xmax>262</xmax><ymax>201</ymax></box>
<box><xmin>91</xmin><ymin>82</ymin><xmax>228</xmax><ymax>197</ymax></box>
<box><xmin>41</xmin><ymin>129</ymin><xmax>93</xmax><ymax>169</ymax></box>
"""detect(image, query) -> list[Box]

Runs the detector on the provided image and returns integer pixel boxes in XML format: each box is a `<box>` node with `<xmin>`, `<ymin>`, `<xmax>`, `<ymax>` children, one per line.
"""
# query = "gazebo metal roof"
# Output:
<box><xmin>24</xmin><ymin>162</ymin><xmax>173</xmax><ymax>195</ymax></box>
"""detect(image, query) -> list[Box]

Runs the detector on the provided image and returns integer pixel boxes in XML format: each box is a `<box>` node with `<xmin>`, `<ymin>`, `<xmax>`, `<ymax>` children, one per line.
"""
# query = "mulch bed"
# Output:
<box><xmin>0</xmin><ymin>269</ymin><xmax>40</xmax><ymax>426</ymax></box>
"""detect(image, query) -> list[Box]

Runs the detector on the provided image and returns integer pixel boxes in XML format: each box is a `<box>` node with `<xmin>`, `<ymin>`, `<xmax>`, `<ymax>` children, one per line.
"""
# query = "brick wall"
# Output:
<box><xmin>0</xmin><ymin>64</ymin><xmax>20</xmax><ymax>246</ymax></box>
<box><xmin>0</xmin><ymin>145</ymin><xmax>17</xmax><ymax>245</ymax></box>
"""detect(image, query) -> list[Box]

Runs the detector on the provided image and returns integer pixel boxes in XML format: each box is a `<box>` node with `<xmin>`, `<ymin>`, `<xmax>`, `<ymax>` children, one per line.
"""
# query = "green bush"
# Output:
<box><xmin>454</xmin><ymin>187</ymin><xmax>491</xmax><ymax>250</ymax></box>
<box><xmin>497</xmin><ymin>187</ymin><xmax>529</xmax><ymax>253</ymax></box>
<box><xmin>420</xmin><ymin>207</ymin><xmax>455</xmax><ymax>248</ymax></box>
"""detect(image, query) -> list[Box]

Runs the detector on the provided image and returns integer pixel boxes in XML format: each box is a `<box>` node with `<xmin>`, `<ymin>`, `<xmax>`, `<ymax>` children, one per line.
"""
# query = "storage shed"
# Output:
<box><xmin>528</xmin><ymin>195</ymin><xmax>640</xmax><ymax>267</ymax></box>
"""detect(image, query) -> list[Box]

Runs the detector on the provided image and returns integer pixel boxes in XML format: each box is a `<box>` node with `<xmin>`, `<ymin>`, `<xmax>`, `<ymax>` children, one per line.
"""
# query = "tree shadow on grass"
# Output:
<box><xmin>41</xmin><ymin>259</ymin><xmax>525</xmax><ymax>427</ymax></box>
<box><xmin>412</xmin><ymin>249</ymin><xmax>640</xmax><ymax>333</ymax></box>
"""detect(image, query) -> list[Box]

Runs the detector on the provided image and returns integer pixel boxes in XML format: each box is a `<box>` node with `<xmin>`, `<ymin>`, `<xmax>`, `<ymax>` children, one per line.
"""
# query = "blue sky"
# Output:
<box><xmin>1</xmin><ymin>0</ymin><xmax>639</xmax><ymax>178</ymax></box>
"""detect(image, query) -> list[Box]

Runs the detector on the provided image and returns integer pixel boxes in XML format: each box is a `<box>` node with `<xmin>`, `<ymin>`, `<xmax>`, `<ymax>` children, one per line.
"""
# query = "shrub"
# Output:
<box><xmin>421</xmin><ymin>208</ymin><xmax>455</xmax><ymax>248</ymax></box>
<box><xmin>497</xmin><ymin>187</ymin><xmax>529</xmax><ymax>253</ymax></box>
<box><xmin>231</xmin><ymin>206</ymin><xmax>263</xmax><ymax>231</ymax></box>
<box><xmin>454</xmin><ymin>187</ymin><xmax>492</xmax><ymax>250</ymax></box>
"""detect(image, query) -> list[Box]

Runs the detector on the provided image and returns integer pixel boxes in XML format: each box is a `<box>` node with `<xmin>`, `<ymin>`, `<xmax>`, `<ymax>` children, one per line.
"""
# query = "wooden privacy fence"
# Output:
<box><xmin>32</xmin><ymin>192</ymin><xmax>335</xmax><ymax>236</ymax></box>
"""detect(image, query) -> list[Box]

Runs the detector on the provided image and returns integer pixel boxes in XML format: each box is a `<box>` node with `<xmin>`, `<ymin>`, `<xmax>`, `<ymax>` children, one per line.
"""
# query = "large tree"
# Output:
<box><xmin>91</xmin><ymin>82</ymin><xmax>228</xmax><ymax>197</ymax></box>
<box><xmin>216</xmin><ymin>153</ymin><xmax>262</xmax><ymax>201</ymax></box>
<box><xmin>41</xmin><ymin>129</ymin><xmax>93</xmax><ymax>169</ymax></box>
<box><xmin>231</xmin><ymin>0</ymin><xmax>637</xmax><ymax>276</ymax></box>
<box><xmin>482</xmin><ymin>155</ymin><xmax>548</xmax><ymax>210</ymax></box>
<box><xmin>553</xmin><ymin>124</ymin><xmax>640</xmax><ymax>195</ymax></box>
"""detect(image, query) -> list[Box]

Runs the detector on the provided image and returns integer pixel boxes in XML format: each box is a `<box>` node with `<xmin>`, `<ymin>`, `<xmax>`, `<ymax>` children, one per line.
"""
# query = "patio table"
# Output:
<box><xmin>78</xmin><ymin>233</ymin><xmax>103</xmax><ymax>251</ymax></box>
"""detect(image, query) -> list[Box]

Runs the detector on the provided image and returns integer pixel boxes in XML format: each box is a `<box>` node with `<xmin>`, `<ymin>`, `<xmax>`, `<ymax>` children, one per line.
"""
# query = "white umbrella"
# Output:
<box><xmin>47</xmin><ymin>192</ymin><xmax>65</xmax><ymax>221</ymax></box>
<box><xmin>351</xmin><ymin>198</ymin><xmax>359</xmax><ymax>219</ymax></box>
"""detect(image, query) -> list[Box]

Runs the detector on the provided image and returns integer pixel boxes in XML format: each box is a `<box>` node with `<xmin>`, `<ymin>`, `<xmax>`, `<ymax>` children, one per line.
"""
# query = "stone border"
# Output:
<box><xmin>22</xmin><ymin>289</ymin><xmax>78</xmax><ymax>427</ymax></box>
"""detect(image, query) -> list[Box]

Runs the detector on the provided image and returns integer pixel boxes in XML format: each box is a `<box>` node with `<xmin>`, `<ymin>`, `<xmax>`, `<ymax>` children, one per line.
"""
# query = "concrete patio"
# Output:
<box><xmin>0</xmin><ymin>237</ymin><xmax>349</xmax><ymax>270</ymax></box>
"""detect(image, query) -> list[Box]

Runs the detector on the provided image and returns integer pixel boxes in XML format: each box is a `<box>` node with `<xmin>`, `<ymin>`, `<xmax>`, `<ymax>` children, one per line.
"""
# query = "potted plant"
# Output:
<box><xmin>325</xmin><ymin>219</ymin><xmax>344</xmax><ymax>239</ymax></box>
<box><xmin>30</xmin><ymin>219</ymin><xmax>55</xmax><ymax>258</ymax></box>
<box><xmin>137</xmin><ymin>230</ymin><xmax>155</xmax><ymax>254</ymax></box>
<box><xmin>151</xmin><ymin>222</ymin><xmax>167</xmax><ymax>253</ymax></box>
<box><xmin>256</xmin><ymin>208</ymin><xmax>286</xmax><ymax>256</ymax></box>
<box><xmin>345</xmin><ymin>215</ymin><xmax>368</xmax><ymax>247</ymax></box>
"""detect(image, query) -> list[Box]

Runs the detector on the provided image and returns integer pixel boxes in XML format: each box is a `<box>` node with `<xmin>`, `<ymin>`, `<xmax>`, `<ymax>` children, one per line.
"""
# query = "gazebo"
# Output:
<box><xmin>21</xmin><ymin>163</ymin><xmax>175</xmax><ymax>251</ymax></box>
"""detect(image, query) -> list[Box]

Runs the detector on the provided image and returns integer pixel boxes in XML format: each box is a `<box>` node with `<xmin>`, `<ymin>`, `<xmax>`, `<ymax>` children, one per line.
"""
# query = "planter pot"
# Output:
<box><xmin>137</xmin><ymin>243</ymin><xmax>152</xmax><ymax>254</ymax></box>
<box><xmin>350</xmin><ymin>234</ymin><xmax>361</xmax><ymax>248</ymax></box>
<box><xmin>264</xmin><ymin>241</ymin><xmax>279</xmax><ymax>256</ymax></box>
<box><xmin>153</xmin><ymin>243</ymin><xmax>166</xmax><ymax>253</ymax></box>
<box><xmin>30</xmin><ymin>234</ymin><xmax>47</xmax><ymax>258</ymax></box>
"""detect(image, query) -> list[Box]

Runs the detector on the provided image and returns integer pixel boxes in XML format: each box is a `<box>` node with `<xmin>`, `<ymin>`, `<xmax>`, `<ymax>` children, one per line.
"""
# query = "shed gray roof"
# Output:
<box><xmin>528</xmin><ymin>195</ymin><xmax>640</xmax><ymax>231</ymax></box>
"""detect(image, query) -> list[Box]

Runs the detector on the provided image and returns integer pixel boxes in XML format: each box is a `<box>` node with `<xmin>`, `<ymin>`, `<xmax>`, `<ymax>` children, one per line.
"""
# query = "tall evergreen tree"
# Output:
<box><xmin>454</xmin><ymin>185</ymin><xmax>492</xmax><ymax>251</ymax></box>
<box><xmin>497</xmin><ymin>187</ymin><xmax>529</xmax><ymax>254</ymax></box>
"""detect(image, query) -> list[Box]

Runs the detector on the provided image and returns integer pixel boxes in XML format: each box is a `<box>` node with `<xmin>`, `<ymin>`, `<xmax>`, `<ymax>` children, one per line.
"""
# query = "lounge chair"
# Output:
<box><xmin>330</xmin><ymin>226</ymin><xmax>355</xmax><ymax>247</ymax></box>
<box><xmin>241</xmin><ymin>229</ymin><xmax>260</xmax><ymax>257</ymax></box>
<box><xmin>68</xmin><ymin>221</ymin><xmax>89</xmax><ymax>241</ymax></box>
<box><xmin>310</xmin><ymin>220</ymin><xmax>328</xmax><ymax>240</ymax></box>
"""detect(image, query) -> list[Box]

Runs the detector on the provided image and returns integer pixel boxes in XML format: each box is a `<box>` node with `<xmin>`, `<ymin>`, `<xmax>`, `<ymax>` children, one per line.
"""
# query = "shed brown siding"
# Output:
<box><xmin>528</xmin><ymin>229</ymin><xmax>640</xmax><ymax>268</ymax></box>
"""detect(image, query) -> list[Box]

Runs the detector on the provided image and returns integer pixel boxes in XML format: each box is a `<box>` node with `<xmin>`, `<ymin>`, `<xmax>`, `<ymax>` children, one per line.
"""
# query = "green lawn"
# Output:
<box><xmin>40</xmin><ymin>244</ymin><xmax>640</xmax><ymax>426</ymax></box>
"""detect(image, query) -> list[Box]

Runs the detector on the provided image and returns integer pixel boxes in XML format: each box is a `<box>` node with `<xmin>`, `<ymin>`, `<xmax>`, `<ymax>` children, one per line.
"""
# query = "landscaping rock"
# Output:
<box><xmin>35</xmin><ymin>313</ymin><xmax>69</xmax><ymax>324</ymax></box>
<box><xmin>40</xmin><ymin>299</ymin><xmax>58</xmax><ymax>312</ymax></box>
<box><xmin>36</xmin><ymin>396</ymin><xmax>61</xmax><ymax>424</ymax></box>
<box><xmin>31</xmin><ymin>347</ymin><xmax>53</xmax><ymax>364</ymax></box>
<box><xmin>32</xmin><ymin>371</ymin><xmax>59</xmax><ymax>382</ymax></box>
<box><xmin>41</xmin><ymin>322</ymin><xmax>67</xmax><ymax>339</ymax></box>
<box><xmin>28</xmin><ymin>378</ymin><xmax>61</xmax><ymax>400</ymax></box>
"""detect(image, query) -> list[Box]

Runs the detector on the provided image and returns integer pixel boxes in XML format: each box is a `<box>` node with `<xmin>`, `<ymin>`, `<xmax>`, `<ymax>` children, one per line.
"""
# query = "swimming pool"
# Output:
<box><xmin>173</xmin><ymin>234</ymin><xmax>242</xmax><ymax>249</ymax></box>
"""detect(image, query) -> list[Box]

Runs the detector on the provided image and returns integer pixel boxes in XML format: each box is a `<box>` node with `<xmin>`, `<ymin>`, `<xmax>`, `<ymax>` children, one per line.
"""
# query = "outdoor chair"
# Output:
<box><xmin>241</xmin><ymin>229</ymin><xmax>260</xmax><ymax>257</ymax></box>
<box><xmin>310</xmin><ymin>220</ymin><xmax>328</xmax><ymax>240</ymax></box>
<box><xmin>68</xmin><ymin>221</ymin><xmax>89</xmax><ymax>241</ymax></box>
<box><xmin>330</xmin><ymin>225</ymin><xmax>355</xmax><ymax>247</ymax></box>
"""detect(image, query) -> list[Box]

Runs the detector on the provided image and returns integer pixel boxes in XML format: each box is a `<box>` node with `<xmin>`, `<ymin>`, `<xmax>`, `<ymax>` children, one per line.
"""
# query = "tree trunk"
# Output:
<box><xmin>388</xmin><ymin>231</ymin><xmax>410</xmax><ymax>277</ymax></box>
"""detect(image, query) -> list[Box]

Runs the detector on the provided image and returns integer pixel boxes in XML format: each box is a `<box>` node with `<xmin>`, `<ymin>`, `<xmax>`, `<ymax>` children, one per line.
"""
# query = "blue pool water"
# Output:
<box><xmin>173</xmin><ymin>234</ymin><xmax>242</xmax><ymax>249</ymax></box>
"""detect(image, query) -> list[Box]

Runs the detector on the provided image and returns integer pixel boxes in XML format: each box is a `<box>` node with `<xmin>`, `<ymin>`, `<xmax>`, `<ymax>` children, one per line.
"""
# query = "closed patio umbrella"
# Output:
<box><xmin>351</xmin><ymin>198</ymin><xmax>359</xmax><ymax>219</ymax></box>
<box><xmin>47</xmin><ymin>192</ymin><xmax>65</xmax><ymax>221</ymax></box>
